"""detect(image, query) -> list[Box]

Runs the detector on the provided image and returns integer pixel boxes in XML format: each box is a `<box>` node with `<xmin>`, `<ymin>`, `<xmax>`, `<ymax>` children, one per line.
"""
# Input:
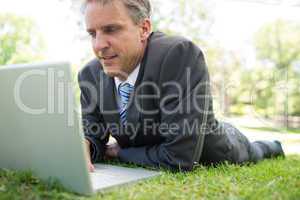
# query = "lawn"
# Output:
<box><xmin>0</xmin><ymin>156</ymin><xmax>299</xmax><ymax>200</ymax></box>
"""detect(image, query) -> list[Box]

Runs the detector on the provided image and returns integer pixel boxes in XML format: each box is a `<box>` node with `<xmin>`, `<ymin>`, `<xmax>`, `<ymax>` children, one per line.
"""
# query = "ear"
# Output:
<box><xmin>139</xmin><ymin>18</ymin><xmax>152</xmax><ymax>42</ymax></box>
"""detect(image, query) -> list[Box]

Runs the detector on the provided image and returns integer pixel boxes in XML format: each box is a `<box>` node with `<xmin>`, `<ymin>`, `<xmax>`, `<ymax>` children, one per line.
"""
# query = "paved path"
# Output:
<box><xmin>241</xmin><ymin>128</ymin><xmax>300</xmax><ymax>155</ymax></box>
<box><xmin>223</xmin><ymin>116</ymin><xmax>300</xmax><ymax>155</ymax></box>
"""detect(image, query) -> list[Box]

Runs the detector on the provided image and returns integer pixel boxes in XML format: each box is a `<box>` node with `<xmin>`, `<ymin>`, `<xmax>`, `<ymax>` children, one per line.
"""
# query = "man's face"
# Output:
<box><xmin>85</xmin><ymin>1</ymin><xmax>151</xmax><ymax>79</ymax></box>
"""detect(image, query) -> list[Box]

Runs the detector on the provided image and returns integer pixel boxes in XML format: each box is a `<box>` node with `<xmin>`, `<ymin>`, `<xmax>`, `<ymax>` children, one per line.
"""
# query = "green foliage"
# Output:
<box><xmin>151</xmin><ymin>0</ymin><xmax>214</xmax><ymax>46</ymax></box>
<box><xmin>206</xmin><ymin>45</ymin><xmax>243</xmax><ymax>116</ymax></box>
<box><xmin>0</xmin><ymin>156</ymin><xmax>299</xmax><ymax>199</ymax></box>
<box><xmin>0</xmin><ymin>13</ymin><xmax>45</xmax><ymax>66</ymax></box>
<box><xmin>229</xmin><ymin>104</ymin><xmax>247</xmax><ymax>116</ymax></box>
<box><xmin>289</xmin><ymin>71</ymin><xmax>300</xmax><ymax>116</ymax></box>
<box><xmin>255</xmin><ymin>19</ymin><xmax>300</xmax><ymax>69</ymax></box>
<box><xmin>253</xmin><ymin>19</ymin><xmax>300</xmax><ymax>118</ymax></box>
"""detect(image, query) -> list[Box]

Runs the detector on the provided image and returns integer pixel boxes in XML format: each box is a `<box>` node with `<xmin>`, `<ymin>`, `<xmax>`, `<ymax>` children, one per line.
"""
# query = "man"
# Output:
<box><xmin>79</xmin><ymin>0</ymin><xmax>284</xmax><ymax>172</ymax></box>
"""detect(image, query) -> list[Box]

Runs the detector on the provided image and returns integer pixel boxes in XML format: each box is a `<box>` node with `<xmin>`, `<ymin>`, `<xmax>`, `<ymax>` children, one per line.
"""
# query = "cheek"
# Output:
<box><xmin>91</xmin><ymin>41</ymin><xmax>98</xmax><ymax>54</ymax></box>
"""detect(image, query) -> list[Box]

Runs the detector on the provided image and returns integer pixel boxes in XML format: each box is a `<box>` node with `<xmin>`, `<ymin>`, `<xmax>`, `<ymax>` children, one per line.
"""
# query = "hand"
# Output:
<box><xmin>84</xmin><ymin>139</ymin><xmax>95</xmax><ymax>172</ymax></box>
<box><xmin>105</xmin><ymin>143</ymin><xmax>121</xmax><ymax>159</ymax></box>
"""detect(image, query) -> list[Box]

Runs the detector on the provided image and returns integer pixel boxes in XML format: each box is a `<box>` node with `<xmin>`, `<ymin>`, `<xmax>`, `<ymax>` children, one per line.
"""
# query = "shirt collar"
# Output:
<box><xmin>114</xmin><ymin>64</ymin><xmax>140</xmax><ymax>89</ymax></box>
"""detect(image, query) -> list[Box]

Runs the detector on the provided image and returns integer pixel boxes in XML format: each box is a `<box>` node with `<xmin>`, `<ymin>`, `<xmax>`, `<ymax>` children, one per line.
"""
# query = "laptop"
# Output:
<box><xmin>0</xmin><ymin>61</ymin><xmax>160</xmax><ymax>195</ymax></box>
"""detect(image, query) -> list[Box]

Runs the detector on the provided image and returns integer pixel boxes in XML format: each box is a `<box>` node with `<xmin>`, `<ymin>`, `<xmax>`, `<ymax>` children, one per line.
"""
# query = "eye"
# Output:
<box><xmin>88</xmin><ymin>31</ymin><xmax>96</xmax><ymax>39</ymax></box>
<box><xmin>103</xmin><ymin>25</ymin><xmax>120</xmax><ymax>34</ymax></box>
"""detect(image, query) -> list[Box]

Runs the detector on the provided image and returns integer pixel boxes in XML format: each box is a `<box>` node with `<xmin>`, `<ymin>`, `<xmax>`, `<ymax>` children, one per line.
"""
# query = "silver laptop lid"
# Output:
<box><xmin>0</xmin><ymin>62</ymin><xmax>93</xmax><ymax>195</ymax></box>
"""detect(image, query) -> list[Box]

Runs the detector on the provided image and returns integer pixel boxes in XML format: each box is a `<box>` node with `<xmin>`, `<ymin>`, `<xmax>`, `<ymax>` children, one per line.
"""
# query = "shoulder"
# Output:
<box><xmin>144</xmin><ymin>32</ymin><xmax>207</xmax><ymax>83</ymax></box>
<box><xmin>145</xmin><ymin>32</ymin><xmax>204</xmax><ymax>69</ymax></box>
<box><xmin>148</xmin><ymin>31</ymin><xmax>190</xmax><ymax>46</ymax></box>
<box><xmin>148</xmin><ymin>31</ymin><xmax>202</xmax><ymax>56</ymax></box>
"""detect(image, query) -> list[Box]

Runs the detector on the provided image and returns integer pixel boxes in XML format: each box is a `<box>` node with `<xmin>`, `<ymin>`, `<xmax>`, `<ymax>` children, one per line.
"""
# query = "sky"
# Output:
<box><xmin>1</xmin><ymin>0</ymin><xmax>300</xmax><ymax>66</ymax></box>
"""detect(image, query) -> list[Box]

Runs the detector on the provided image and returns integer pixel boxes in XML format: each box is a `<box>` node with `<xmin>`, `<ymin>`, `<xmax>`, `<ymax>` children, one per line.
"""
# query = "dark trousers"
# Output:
<box><xmin>199</xmin><ymin>122</ymin><xmax>281</xmax><ymax>165</ymax></box>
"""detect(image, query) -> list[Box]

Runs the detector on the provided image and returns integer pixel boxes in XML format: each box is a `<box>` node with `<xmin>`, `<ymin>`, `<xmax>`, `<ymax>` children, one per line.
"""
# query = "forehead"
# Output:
<box><xmin>85</xmin><ymin>1</ymin><xmax>133</xmax><ymax>29</ymax></box>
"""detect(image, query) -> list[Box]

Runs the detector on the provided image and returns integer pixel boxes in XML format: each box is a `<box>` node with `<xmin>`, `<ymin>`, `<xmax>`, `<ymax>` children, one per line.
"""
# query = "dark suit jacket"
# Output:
<box><xmin>78</xmin><ymin>31</ymin><xmax>234</xmax><ymax>171</ymax></box>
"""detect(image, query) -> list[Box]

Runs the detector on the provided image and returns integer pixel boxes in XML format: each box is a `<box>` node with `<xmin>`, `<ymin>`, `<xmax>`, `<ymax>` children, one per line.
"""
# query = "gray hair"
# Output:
<box><xmin>83</xmin><ymin>0</ymin><xmax>151</xmax><ymax>24</ymax></box>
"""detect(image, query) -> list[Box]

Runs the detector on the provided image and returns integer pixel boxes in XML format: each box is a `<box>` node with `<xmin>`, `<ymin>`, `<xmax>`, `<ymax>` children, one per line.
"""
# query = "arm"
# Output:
<box><xmin>78</xmin><ymin>66</ymin><xmax>109</xmax><ymax>163</ymax></box>
<box><xmin>118</xmin><ymin>40</ymin><xmax>214</xmax><ymax>171</ymax></box>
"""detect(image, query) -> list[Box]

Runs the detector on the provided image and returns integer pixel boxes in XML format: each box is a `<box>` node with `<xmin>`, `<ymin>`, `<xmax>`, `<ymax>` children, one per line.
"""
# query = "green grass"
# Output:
<box><xmin>1</xmin><ymin>156</ymin><xmax>300</xmax><ymax>200</ymax></box>
<box><xmin>243</xmin><ymin>126</ymin><xmax>300</xmax><ymax>134</ymax></box>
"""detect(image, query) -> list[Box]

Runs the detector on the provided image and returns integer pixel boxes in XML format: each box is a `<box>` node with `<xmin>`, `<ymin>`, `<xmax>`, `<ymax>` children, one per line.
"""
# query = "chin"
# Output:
<box><xmin>103</xmin><ymin>68</ymin><xmax>127</xmax><ymax>79</ymax></box>
<box><xmin>104</xmin><ymin>71</ymin><xmax>118</xmax><ymax>78</ymax></box>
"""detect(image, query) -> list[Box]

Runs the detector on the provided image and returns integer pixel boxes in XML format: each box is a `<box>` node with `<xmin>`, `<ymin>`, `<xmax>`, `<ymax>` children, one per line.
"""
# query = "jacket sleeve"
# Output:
<box><xmin>118</xmin><ymin>40</ymin><xmax>214</xmax><ymax>171</ymax></box>
<box><xmin>78</xmin><ymin>66</ymin><xmax>109</xmax><ymax>163</ymax></box>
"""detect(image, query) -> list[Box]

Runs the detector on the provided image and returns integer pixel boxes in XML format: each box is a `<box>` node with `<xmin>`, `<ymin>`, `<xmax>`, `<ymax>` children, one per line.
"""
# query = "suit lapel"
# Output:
<box><xmin>100</xmin><ymin>75</ymin><xmax>132</xmax><ymax>147</ymax></box>
<box><xmin>125</xmin><ymin>45</ymin><xmax>148</xmax><ymax>127</ymax></box>
<box><xmin>99</xmin><ymin>76</ymin><xmax>121</xmax><ymax>126</ymax></box>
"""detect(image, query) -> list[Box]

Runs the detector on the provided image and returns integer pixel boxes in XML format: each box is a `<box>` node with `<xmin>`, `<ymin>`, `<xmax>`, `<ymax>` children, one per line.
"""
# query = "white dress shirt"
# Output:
<box><xmin>114</xmin><ymin>65</ymin><xmax>140</xmax><ymax>107</ymax></box>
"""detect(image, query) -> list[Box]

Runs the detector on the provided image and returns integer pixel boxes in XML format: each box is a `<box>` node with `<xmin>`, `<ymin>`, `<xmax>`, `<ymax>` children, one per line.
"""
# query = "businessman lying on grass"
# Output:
<box><xmin>79</xmin><ymin>0</ymin><xmax>284</xmax><ymax>172</ymax></box>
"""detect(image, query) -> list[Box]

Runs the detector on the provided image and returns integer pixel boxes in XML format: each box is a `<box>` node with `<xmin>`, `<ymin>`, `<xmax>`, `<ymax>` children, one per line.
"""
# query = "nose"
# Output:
<box><xmin>93</xmin><ymin>32</ymin><xmax>110</xmax><ymax>53</ymax></box>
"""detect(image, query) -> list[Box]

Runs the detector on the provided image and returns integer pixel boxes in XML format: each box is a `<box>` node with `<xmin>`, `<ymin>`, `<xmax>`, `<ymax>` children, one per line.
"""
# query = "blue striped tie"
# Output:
<box><xmin>118</xmin><ymin>83</ymin><xmax>134</xmax><ymax>124</ymax></box>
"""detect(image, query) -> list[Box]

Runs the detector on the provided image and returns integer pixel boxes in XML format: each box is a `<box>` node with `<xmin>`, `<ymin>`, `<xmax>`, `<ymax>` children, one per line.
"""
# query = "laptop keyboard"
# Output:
<box><xmin>89</xmin><ymin>164</ymin><xmax>159</xmax><ymax>191</ymax></box>
<box><xmin>90</xmin><ymin>167</ymin><xmax>132</xmax><ymax>189</ymax></box>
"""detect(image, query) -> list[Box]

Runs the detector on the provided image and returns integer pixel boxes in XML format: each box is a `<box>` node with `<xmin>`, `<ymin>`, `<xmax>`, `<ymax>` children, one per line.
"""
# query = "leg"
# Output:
<box><xmin>200</xmin><ymin>121</ymin><xmax>284</xmax><ymax>165</ymax></box>
<box><xmin>251</xmin><ymin>140</ymin><xmax>285</xmax><ymax>161</ymax></box>
<box><xmin>223</xmin><ymin>122</ymin><xmax>285</xmax><ymax>163</ymax></box>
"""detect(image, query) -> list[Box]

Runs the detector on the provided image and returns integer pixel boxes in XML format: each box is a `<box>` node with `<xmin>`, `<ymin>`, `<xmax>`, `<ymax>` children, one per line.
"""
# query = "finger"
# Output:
<box><xmin>89</xmin><ymin>163</ymin><xmax>95</xmax><ymax>172</ymax></box>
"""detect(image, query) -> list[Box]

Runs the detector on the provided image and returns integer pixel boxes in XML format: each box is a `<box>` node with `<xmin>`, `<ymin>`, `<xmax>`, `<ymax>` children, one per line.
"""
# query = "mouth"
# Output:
<box><xmin>100</xmin><ymin>55</ymin><xmax>118</xmax><ymax>61</ymax></box>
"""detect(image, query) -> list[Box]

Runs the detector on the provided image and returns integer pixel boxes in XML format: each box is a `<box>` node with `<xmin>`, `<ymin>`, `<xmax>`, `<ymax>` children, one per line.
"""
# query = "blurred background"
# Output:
<box><xmin>1</xmin><ymin>0</ymin><xmax>300</xmax><ymax>141</ymax></box>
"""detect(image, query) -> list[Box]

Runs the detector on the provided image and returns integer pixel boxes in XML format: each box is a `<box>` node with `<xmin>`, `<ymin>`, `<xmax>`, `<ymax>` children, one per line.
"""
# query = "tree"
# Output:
<box><xmin>0</xmin><ymin>13</ymin><xmax>45</xmax><ymax>66</ymax></box>
<box><xmin>254</xmin><ymin>19</ymin><xmax>300</xmax><ymax>126</ymax></box>
<box><xmin>205</xmin><ymin>45</ymin><xmax>243</xmax><ymax>117</ymax></box>
<box><xmin>255</xmin><ymin>19</ymin><xmax>300</xmax><ymax>69</ymax></box>
<box><xmin>151</xmin><ymin>0</ymin><xmax>214</xmax><ymax>46</ymax></box>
